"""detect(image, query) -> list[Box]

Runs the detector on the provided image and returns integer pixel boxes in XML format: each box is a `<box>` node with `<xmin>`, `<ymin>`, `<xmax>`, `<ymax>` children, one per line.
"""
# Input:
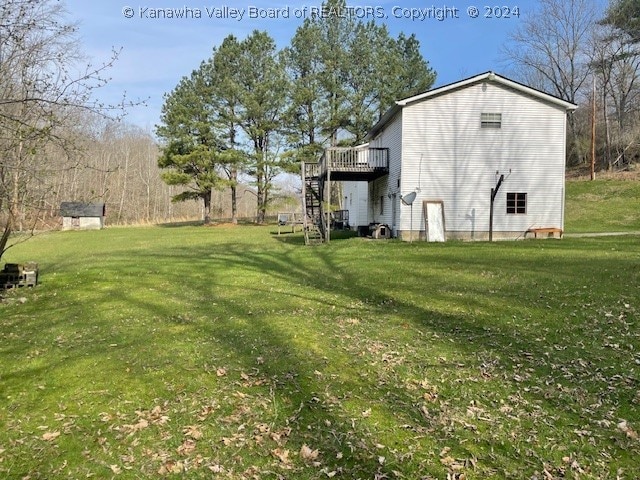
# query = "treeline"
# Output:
<box><xmin>8</xmin><ymin>0</ymin><xmax>636</xmax><ymax>263</ymax></box>
<box><xmin>41</xmin><ymin>116</ymin><xmax>286</xmax><ymax>225</ymax></box>
<box><xmin>9</xmin><ymin>116</ymin><xmax>297</xmax><ymax>229</ymax></box>
<box><xmin>504</xmin><ymin>0</ymin><xmax>640</xmax><ymax>172</ymax></box>
<box><xmin>0</xmin><ymin>0</ymin><xmax>312</xmax><ymax>261</ymax></box>
<box><xmin>155</xmin><ymin>0</ymin><xmax>436</xmax><ymax>223</ymax></box>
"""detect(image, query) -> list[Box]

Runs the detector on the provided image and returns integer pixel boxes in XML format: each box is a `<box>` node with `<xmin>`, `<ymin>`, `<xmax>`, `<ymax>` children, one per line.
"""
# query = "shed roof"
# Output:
<box><xmin>367</xmin><ymin>71</ymin><xmax>578</xmax><ymax>140</ymax></box>
<box><xmin>60</xmin><ymin>202</ymin><xmax>105</xmax><ymax>217</ymax></box>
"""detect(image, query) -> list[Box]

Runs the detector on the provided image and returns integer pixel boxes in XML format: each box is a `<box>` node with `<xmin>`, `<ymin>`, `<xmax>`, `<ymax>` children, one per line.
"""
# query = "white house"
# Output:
<box><xmin>336</xmin><ymin>71</ymin><xmax>577</xmax><ymax>241</ymax></box>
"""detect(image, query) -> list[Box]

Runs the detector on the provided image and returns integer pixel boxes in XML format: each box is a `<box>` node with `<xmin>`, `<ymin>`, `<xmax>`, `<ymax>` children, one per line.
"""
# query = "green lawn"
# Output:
<box><xmin>1</xmin><ymin>222</ymin><xmax>639</xmax><ymax>479</ymax></box>
<box><xmin>565</xmin><ymin>177</ymin><xmax>640</xmax><ymax>233</ymax></box>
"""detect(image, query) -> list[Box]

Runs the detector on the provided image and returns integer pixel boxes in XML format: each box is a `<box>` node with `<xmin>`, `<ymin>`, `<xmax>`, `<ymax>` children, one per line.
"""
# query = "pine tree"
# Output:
<box><xmin>603</xmin><ymin>0</ymin><xmax>640</xmax><ymax>43</ymax></box>
<box><xmin>236</xmin><ymin>31</ymin><xmax>289</xmax><ymax>223</ymax></box>
<box><xmin>156</xmin><ymin>68</ymin><xmax>224</xmax><ymax>224</ymax></box>
<box><xmin>207</xmin><ymin>35</ymin><xmax>247</xmax><ymax>224</ymax></box>
<box><xmin>285</xmin><ymin>0</ymin><xmax>436</xmax><ymax>150</ymax></box>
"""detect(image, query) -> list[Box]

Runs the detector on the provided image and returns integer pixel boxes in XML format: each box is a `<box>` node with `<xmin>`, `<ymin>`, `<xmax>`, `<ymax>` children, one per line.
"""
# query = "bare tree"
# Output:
<box><xmin>0</xmin><ymin>0</ymin><xmax>126</xmax><ymax>261</ymax></box>
<box><xmin>590</xmin><ymin>23</ymin><xmax>640</xmax><ymax>170</ymax></box>
<box><xmin>502</xmin><ymin>0</ymin><xmax>601</xmax><ymax>163</ymax></box>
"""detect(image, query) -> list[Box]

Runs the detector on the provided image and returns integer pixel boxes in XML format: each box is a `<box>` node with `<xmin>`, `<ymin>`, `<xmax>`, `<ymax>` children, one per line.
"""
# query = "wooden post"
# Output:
<box><xmin>489</xmin><ymin>187</ymin><xmax>495</xmax><ymax>242</ymax></box>
<box><xmin>325</xmin><ymin>167</ymin><xmax>331</xmax><ymax>243</ymax></box>
<box><xmin>301</xmin><ymin>161</ymin><xmax>307</xmax><ymax>234</ymax></box>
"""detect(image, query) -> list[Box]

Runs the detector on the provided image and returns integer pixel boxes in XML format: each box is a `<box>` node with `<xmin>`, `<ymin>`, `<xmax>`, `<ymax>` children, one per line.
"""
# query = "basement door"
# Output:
<box><xmin>423</xmin><ymin>201</ymin><xmax>446</xmax><ymax>242</ymax></box>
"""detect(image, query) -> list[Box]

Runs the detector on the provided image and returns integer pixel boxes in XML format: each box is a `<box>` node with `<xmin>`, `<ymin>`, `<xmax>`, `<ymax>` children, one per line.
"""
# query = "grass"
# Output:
<box><xmin>565</xmin><ymin>176</ymin><xmax>640</xmax><ymax>233</ymax></box>
<box><xmin>0</xmin><ymin>185</ymin><xmax>639</xmax><ymax>479</ymax></box>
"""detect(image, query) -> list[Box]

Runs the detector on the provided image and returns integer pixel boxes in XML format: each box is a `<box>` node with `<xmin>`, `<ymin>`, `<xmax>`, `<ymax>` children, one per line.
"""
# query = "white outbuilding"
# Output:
<box><xmin>60</xmin><ymin>202</ymin><xmax>106</xmax><ymax>231</ymax></box>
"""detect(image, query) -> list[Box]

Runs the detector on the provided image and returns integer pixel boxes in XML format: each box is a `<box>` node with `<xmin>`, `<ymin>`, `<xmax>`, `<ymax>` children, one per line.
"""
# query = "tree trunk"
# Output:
<box><xmin>203</xmin><ymin>189</ymin><xmax>212</xmax><ymax>224</ymax></box>
<box><xmin>117</xmin><ymin>144</ymin><xmax>130</xmax><ymax>224</ymax></box>
<box><xmin>12</xmin><ymin>141</ymin><xmax>23</xmax><ymax>232</ymax></box>
<box><xmin>0</xmin><ymin>222</ymin><xmax>12</xmax><ymax>262</ymax></box>
<box><xmin>230</xmin><ymin>169</ymin><xmax>238</xmax><ymax>224</ymax></box>
<box><xmin>256</xmin><ymin>180</ymin><xmax>266</xmax><ymax>224</ymax></box>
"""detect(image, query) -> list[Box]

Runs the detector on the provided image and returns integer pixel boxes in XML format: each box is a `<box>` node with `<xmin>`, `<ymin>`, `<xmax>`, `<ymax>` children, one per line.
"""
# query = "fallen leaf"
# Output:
<box><xmin>183</xmin><ymin>425</ymin><xmax>203</xmax><ymax>439</ymax></box>
<box><xmin>272</xmin><ymin>447</ymin><xmax>291</xmax><ymax>465</ymax></box>
<box><xmin>618</xmin><ymin>420</ymin><xmax>638</xmax><ymax>439</ymax></box>
<box><xmin>42</xmin><ymin>431</ymin><xmax>61</xmax><ymax>441</ymax></box>
<box><xmin>300</xmin><ymin>444</ymin><xmax>319</xmax><ymax>462</ymax></box>
<box><xmin>177</xmin><ymin>439</ymin><xmax>196</xmax><ymax>456</ymax></box>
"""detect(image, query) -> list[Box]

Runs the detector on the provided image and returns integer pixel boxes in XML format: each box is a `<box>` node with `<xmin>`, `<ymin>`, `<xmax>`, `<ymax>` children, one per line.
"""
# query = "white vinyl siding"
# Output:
<box><xmin>369</xmin><ymin>111</ymin><xmax>402</xmax><ymax>228</ymax></box>
<box><xmin>342</xmin><ymin>181</ymin><xmax>369</xmax><ymax>228</ymax></box>
<box><xmin>399</xmin><ymin>81</ymin><xmax>566</xmax><ymax>236</ymax></box>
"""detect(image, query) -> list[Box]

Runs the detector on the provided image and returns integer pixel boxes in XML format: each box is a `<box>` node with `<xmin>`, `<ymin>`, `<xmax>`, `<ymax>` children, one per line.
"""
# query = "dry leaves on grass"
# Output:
<box><xmin>41</xmin><ymin>431</ymin><xmax>61</xmax><ymax>441</ymax></box>
<box><xmin>300</xmin><ymin>444</ymin><xmax>320</xmax><ymax>463</ymax></box>
<box><xmin>618</xmin><ymin>420</ymin><xmax>638</xmax><ymax>440</ymax></box>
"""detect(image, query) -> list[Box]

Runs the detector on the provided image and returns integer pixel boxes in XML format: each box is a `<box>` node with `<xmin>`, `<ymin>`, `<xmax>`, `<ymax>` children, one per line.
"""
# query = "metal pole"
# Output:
<box><xmin>489</xmin><ymin>187</ymin><xmax>494</xmax><ymax>242</ymax></box>
<box><xmin>410</xmin><ymin>203</ymin><xmax>413</xmax><ymax>243</ymax></box>
<box><xmin>489</xmin><ymin>174</ymin><xmax>504</xmax><ymax>242</ymax></box>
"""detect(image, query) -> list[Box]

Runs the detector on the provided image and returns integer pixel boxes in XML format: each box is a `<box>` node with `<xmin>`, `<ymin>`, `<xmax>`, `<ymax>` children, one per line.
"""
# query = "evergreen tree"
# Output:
<box><xmin>156</xmin><ymin>68</ymin><xmax>224</xmax><ymax>224</ymax></box>
<box><xmin>207</xmin><ymin>35</ymin><xmax>247</xmax><ymax>224</ymax></box>
<box><xmin>282</xmin><ymin>19</ymin><xmax>326</xmax><ymax>164</ymax></box>
<box><xmin>285</xmin><ymin>0</ymin><xmax>436</xmax><ymax>151</ymax></box>
<box><xmin>236</xmin><ymin>30</ymin><xmax>289</xmax><ymax>223</ymax></box>
<box><xmin>603</xmin><ymin>0</ymin><xmax>640</xmax><ymax>43</ymax></box>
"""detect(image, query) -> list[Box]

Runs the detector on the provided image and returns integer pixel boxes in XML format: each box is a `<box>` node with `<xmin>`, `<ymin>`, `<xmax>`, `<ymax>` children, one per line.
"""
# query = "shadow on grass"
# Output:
<box><xmin>140</xmin><ymin>239</ymin><xmax>635</xmax><ymax>474</ymax></box>
<box><xmin>3</xmin><ymin>232</ymin><xmax>639</xmax><ymax>478</ymax></box>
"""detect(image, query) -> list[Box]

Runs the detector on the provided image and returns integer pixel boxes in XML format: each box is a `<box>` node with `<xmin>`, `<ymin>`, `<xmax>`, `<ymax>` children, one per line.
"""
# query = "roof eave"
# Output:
<box><xmin>365</xmin><ymin>103</ymin><xmax>402</xmax><ymax>141</ymax></box>
<box><xmin>366</xmin><ymin>71</ymin><xmax>578</xmax><ymax>140</ymax></box>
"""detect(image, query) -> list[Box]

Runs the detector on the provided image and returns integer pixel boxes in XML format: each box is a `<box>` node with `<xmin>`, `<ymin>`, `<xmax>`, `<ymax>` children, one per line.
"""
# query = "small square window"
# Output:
<box><xmin>506</xmin><ymin>193</ymin><xmax>527</xmax><ymax>214</ymax></box>
<box><xmin>481</xmin><ymin>112</ymin><xmax>502</xmax><ymax>129</ymax></box>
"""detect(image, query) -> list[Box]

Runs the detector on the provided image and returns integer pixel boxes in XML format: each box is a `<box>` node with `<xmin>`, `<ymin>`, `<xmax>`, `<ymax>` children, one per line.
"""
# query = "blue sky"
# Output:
<box><xmin>64</xmin><ymin>1</ymin><xmax>533</xmax><ymax>130</ymax></box>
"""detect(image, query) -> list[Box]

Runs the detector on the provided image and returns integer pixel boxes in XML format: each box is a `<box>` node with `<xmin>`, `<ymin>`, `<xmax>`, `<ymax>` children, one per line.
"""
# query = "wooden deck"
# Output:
<box><xmin>318</xmin><ymin>147</ymin><xmax>389</xmax><ymax>181</ymax></box>
<box><xmin>302</xmin><ymin>146</ymin><xmax>389</xmax><ymax>244</ymax></box>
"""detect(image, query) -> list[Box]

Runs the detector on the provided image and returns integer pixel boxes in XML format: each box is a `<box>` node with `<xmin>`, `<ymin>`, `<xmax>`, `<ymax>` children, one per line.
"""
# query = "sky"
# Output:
<box><xmin>63</xmin><ymin>1</ymin><xmax>533</xmax><ymax>131</ymax></box>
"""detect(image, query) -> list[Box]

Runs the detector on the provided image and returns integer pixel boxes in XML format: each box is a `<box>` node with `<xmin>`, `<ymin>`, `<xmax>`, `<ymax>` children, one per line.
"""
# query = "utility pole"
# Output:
<box><xmin>591</xmin><ymin>76</ymin><xmax>596</xmax><ymax>181</ymax></box>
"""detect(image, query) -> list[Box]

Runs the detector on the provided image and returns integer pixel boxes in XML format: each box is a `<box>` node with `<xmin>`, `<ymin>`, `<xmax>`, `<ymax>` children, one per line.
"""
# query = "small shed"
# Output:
<box><xmin>60</xmin><ymin>202</ymin><xmax>106</xmax><ymax>230</ymax></box>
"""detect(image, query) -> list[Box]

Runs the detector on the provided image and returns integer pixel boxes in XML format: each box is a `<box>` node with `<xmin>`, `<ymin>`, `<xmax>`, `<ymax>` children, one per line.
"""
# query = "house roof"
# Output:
<box><xmin>366</xmin><ymin>71</ymin><xmax>578</xmax><ymax>140</ymax></box>
<box><xmin>60</xmin><ymin>202</ymin><xmax>105</xmax><ymax>217</ymax></box>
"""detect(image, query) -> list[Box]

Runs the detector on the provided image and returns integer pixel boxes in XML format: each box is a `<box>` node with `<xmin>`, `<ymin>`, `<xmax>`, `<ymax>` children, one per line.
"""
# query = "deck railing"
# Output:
<box><xmin>319</xmin><ymin>147</ymin><xmax>389</xmax><ymax>175</ymax></box>
<box><xmin>304</xmin><ymin>162</ymin><xmax>321</xmax><ymax>179</ymax></box>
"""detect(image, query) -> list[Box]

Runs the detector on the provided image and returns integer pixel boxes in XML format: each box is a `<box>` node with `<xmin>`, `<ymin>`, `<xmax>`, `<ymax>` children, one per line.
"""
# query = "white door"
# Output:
<box><xmin>424</xmin><ymin>201</ymin><xmax>445</xmax><ymax>242</ymax></box>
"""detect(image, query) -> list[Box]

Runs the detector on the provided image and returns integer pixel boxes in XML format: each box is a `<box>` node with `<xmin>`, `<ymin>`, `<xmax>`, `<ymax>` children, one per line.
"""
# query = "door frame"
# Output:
<box><xmin>422</xmin><ymin>200</ymin><xmax>446</xmax><ymax>242</ymax></box>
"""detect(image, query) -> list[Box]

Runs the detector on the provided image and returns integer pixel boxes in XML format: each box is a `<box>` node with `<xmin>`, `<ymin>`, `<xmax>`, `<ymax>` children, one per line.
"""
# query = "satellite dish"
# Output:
<box><xmin>401</xmin><ymin>192</ymin><xmax>417</xmax><ymax>206</ymax></box>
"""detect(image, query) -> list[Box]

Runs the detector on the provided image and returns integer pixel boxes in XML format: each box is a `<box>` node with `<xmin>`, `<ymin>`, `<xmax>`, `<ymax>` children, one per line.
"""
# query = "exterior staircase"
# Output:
<box><xmin>302</xmin><ymin>163</ymin><xmax>326</xmax><ymax>245</ymax></box>
<box><xmin>300</xmin><ymin>147</ymin><xmax>388</xmax><ymax>245</ymax></box>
